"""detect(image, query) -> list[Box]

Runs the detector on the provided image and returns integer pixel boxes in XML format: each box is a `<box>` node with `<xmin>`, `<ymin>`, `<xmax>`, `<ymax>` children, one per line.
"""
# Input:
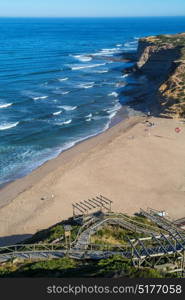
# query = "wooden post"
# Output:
<box><xmin>64</xmin><ymin>225</ymin><xmax>72</xmax><ymax>252</ymax></box>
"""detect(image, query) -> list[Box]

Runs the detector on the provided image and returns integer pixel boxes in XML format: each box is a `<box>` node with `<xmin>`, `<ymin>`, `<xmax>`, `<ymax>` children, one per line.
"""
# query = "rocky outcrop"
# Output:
<box><xmin>137</xmin><ymin>40</ymin><xmax>181</xmax><ymax>81</ymax></box>
<box><xmin>129</xmin><ymin>33</ymin><xmax>185</xmax><ymax>118</ymax></box>
<box><xmin>158</xmin><ymin>61</ymin><xmax>185</xmax><ymax>118</ymax></box>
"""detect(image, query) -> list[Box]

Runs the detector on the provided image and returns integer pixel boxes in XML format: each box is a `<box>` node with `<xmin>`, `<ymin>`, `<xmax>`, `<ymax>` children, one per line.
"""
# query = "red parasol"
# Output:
<box><xmin>175</xmin><ymin>127</ymin><xmax>181</xmax><ymax>133</ymax></box>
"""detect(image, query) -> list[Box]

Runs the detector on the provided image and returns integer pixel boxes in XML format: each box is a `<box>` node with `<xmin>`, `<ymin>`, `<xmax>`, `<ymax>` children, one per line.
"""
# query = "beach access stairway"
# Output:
<box><xmin>1</xmin><ymin>234</ymin><xmax>185</xmax><ymax>263</ymax></box>
<box><xmin>0</xmin><ymin>244</ymin><xmax>66</xmax><ymax>263</ymax></box>
<box><xmin>140</xmin><ymin>209</ymin><xmax>185</xmax><ymax>241</ymax></box>
<box><xmin>72</xmin><ymin>213</ymin><xmax>164</xmax><ymax>251</ymax></box>
<box><xmin>1</xmin><ymin>213</ymin><xmax>185</xmax><ymax>263</ymax></box>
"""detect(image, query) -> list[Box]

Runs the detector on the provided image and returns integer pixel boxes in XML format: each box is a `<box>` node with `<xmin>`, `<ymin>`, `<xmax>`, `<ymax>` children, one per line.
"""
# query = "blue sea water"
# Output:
<box><xmin>0</xmin><ymin>17</ymin><xmax>185</xmax><ymax>186</ymax></box>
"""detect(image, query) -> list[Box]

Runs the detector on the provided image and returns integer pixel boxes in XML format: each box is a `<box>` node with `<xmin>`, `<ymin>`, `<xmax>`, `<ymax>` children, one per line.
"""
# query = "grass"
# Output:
<box><xmin>91</xmin><ymin>225</ymin><xmax>145</xmax><ymax>248</ymax></box>
<box><xmin>90</xmin><ymin>214</ymin><xmax>165</xmax><ymax>250</ymax></box>
<box><xmin>0</xmin><ymin>212</ymin><xmax>182</xmax><ymax>278</ymax></box>
<box><xmin>0</xmin><ymin>255</ymin><xmax>179</xmax><ymax>278</ymax></box>
<box><xmin>24</xmin><ymin>217</ymin><xmax>80</xmax><ymax>244</ymax></box>
<box><xmin>149</xmin><ymin>34</ymin><xmax>185</xmax><ymax>49</ymax></box>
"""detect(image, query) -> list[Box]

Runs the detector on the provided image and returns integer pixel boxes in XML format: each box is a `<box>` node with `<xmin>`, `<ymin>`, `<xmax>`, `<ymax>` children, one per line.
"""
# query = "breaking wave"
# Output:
<box><xmin>108</xmin><ymin>92</ymin><xmax>119</xmax><ymax>97</ymax></box>
<box><xmin>58</xmin><ymin>77</ymin><xmax>69</xmax><ymax>82</ymax></box>
<box><xmin>77</xmin><ymin>82</ymin><xmax>95</xmax><ymax>89</ymax></box>
<box><xmin>59</xmin><ymin>105</ymin><xmax>77</xmax><ymax>111</ymax></box>
<box><xmin>0</xmin><ymin>122</ymin><xmax>19</xmax><ymax>131</ymax></box>
<box><xmin>53</xmin><ymin>111</ymin><xmax>62</xmax><ymax>116</ymax></box>
<box><xmin>33</xmin><ymin>96</ymin><xmax>48</xmax><ymax>100</ymax></box>
<box><xmin>0</xmin><ymin>103</ymin><xmax>12</xmax><ymax>108</ymax></box>
<box><xmin>72</xmin><ymin>55</ymin><xmax>92</xmax><ymax>62</ymax></box>
<box><xmin>71</xmin><ymin>63</ymin><xmax>106</xmax><ymax>70</ymax></box>
<box><xmin>56</xmin><ymin>119</ymin><xmax>72</xmax><ymax>126</ymax></box>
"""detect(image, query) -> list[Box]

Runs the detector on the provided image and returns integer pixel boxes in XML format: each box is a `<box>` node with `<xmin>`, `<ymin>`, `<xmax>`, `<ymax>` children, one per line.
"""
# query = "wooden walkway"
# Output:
<box><xmin>0</xmin><ymin>212</ymin><xmax>185</xmax><ymax>271</ymax></box>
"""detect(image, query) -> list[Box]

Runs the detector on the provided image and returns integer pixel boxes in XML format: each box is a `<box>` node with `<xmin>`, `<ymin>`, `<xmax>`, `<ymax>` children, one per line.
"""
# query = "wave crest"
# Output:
<box><xmin>71</xmin><ymin>63</ymin><xmax>106</xmax><ymax>70</ymax></box>
<box><xmin>56</xmin><ymin>119</ymin><xmax>72</xmax><ymax>126</ymax></box>
<box><xmin>72</xmin><ymin>55</ymin><xmax>92</xmax><ymax>62</ymax></box>
<box><xmin>0</xmin><ymin>122</ymin><xmax>19</xmax><ymax>131</ymax></box>
<box><xmin>53</xmin><ymin>111</ymin><xmax>62</xmax><ymax>116</ymax></box>
<box><xmin>59</xmin><ymin>105</ymin><xmax>77</xmax><ymax>111</ymax></box>
<box><xmin>0</xmin><ymin>103</ymin><xmax>12</xmax><ymax>108</ymax></box>
<box><xmin>77</xmin><ymin>82</ymin><xmax>94</xmax><ymax>89</ymax></box>
<box><xmin>108</xmin><ymin>92</ymin><xmax>119</xmax><ymax>97</ymax></box>
<box><xmin>58</xmin><ymin>77</ymin><xmax>69</xmax><ymax>82</ymax></box>
<box><xmin>33</xmin><ymin>96</ymin><xmax>48</xmax><ymax>100</ymax></box>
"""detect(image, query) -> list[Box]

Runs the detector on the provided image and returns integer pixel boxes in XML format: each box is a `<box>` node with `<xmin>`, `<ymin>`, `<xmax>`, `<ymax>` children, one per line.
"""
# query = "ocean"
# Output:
<box><xmin>0</xmin><ymin>17</ymin><xmax>185</xmax><ymax>186</ymax></box>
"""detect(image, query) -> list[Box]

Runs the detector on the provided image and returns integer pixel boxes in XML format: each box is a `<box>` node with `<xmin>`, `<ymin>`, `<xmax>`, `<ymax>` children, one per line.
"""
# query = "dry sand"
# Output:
<box><xmin>0</xmin><ymin>116</ymin><xmax>185</xmax><ymax>245</ymax></box>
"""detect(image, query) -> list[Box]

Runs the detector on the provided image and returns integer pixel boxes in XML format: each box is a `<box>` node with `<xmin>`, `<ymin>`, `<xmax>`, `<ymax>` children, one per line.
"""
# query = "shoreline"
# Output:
<box><xmin>1</xmin><ymin>113</ymin><xmax>185</xmax><ymax>246</ymax></box>
<box><xmin>0</xmin><ymin>105</ymin><xmax>132</xmax><ymax>209</ymax></box>
<box><xmin>0</xmin><ymin>115</ymin><xmax>143</xmax><ymax>245</ymax></box>
<box><xmin>0</xmin><ymin>103</ymin><xmax>132</xmax><ymax>191</ymax></box>
<box><xmin>2</xmin><ymin>27</ymin><xmax>185</xmax><ymax>245</ymax></box>
<box><xmin>0</xmin><ymin>113</ymin><xmax>140</xmax><ymax>208</ymax></box>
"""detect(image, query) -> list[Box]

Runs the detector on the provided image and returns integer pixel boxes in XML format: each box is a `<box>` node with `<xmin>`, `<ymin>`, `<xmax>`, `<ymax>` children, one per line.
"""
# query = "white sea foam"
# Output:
<box><xmin>106</xmin><ymin>102</ymin><xmax>122</xmax><ymax>119</ymax></box>
<box><xmin>33</xmin><ymin>96</ymin><xmax>48</xmax><ymax>100</ymax></box>
<box><xmin>121</xmin><ymin>74</ymin><xmax>129</xmax><ymax>78</ymax></box>
<box><xmin>102</xmin><ymin>48</ymin><xmax>120</xmax><ymax>53</ymax></box>
<box><xmin>56</xmin><ymin>119</ymin><xmax>72</xmax><ymax>126</ymax></box>
<box><xmin>124</xmin><ymin>41</ymin><xmax>138</xmax><ymax>50</ymax></box>
<box><xmin>59</xmin><ymin>105</ymin><xmax>77</xmax><ymax>111</ymax></box>
<box><xmin>0</xmin><ymin>103</ymin><xmax>12</xmax><ymax>108</ymax></box>
<box><xmin>77</xmin><ymin>82</ymin><xmax>95</xmax><ymax>89</ymax></box>
<box><xmin>115</xmin><ymin>82</ymin><xmax>126</xmax><ymax>88</ymax></box>
<box><xmin>71</xmin><ymin>63</ymin><xmax>106</xmax><ymax>70</ymax></box>
<box><xmin>86</xmin><ymin>113</ymin><xmax>92</xmax><ymax>118</ymax></box>
<box><xmin>64</xmin><ymin>119</ymin><xmax>72</xmax><ymax>124</ymax></box>
<box><xmin>53</xmin><ymin>111</ymin><xmax>62</xmax><ymax>116</ymax></box>
<box><xmin>95</xmin><ymin>70</ymin><xmax>109</xmax><ymax>73</ymax></box>
<box><xmin>58</xmin><ymin>77</ymin><xmax>69</xmax><ymax>82</ymax></box>
<box><xmin>92</xmin><ymin>115</ymin><xmax>107</xmax><ymax>121</ymax></box>
<box><xmin>73</xmin><ymin>55</ymin><xmax>92</xmax><ymax>62</ymax></box>
<box><xmin>61</xmin><ymin>91</ymin><xmax>70</xmax><ymax>95</ymax></box>
<box><xmin>93</xmin><ymin>47</ymin><xmax>122</xmax><ymax>57</ymax></box>
<box><xmin>85</xmin><ymin>113</ymin><xmax>93</xmax><ymax>122</ymax></box>
<box><xmin>54</xmin><ymin>90</ymin><xmax>70</xmax><ymax>95</ymax></box>
<box><xmin>0</xmin><ymin>122</ymin><xmax>19</xmax><ymax>131</ymax></box>
<box><xmin>108</xmin><ymin>92</ymin><xmax>119</xmax><ymax>97</ymax></box>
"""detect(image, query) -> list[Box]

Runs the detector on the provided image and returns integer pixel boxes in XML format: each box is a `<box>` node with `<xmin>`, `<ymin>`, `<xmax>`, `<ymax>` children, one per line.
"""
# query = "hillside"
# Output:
<box><xmin>0</xmin><ymin>208</ymin><xmax>184</xmax><ymax>278</ymax></box>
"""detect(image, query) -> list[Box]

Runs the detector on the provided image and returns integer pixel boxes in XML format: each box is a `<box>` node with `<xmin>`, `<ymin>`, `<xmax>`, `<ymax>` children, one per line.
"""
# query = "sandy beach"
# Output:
<box><xmin>0</xmin><ymin>115</ymin><xmax>185</xmax><ymax>245</ymax></box>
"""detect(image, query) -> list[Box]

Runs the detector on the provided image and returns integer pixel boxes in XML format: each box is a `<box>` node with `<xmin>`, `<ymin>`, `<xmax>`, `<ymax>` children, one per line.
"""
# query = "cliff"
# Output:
<box><xmin>132</xmin><ymin>33</ymin><xmax>185</xmax><ymax>118</ymax></box>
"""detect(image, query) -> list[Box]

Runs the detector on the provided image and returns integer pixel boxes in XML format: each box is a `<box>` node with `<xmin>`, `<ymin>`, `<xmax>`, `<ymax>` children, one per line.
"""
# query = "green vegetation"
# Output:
<box><xmin>90</xmin><ymin>225</ymin><xmax>145</xmax><ymax>247</ymax></box>
<box><xmin>24</xmin><ymin>217</ymin><xmax>80</xmax><ymax>244</ymax></box>
<box><xmin>0</xmin><ymin>212</ymin><xmax>183</xmax><ymax>278</ymax></box>
<box><xmin>0</xmin><ymin>255</ymin><xmax>178</xmax><ymax>278</ymax></box>
<box><xmin>150</xmin><ymin>34</ymin><xmax>185</xmax><ymax>50</ymax></box>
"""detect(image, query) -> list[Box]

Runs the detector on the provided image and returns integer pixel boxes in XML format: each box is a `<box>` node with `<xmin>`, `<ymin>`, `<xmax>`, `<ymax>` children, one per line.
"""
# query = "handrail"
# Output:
<box><xmin>71</xmin><ymin>216</ymin><xmax>101</xmax><ymax>246</ymax></box>
<box><xmin>0</xmin><ymin>243</ymin><xmax>65</xmax><ymax>255</ymax></box>
<box><xmin>109</xmin><ymin>212</ymin><xmax>166</xmax><ymax>233</ymax></box>
<box><xmin>1</xmin><ymin>240</ymin><xmax>185</xmax><ymax>262</ymax></box>
<box><xmin>1</xmin><ymin>212</ymin><xmax>185</xmax><ymax>265</ymax></box>
<box><xmin>140</xmin><ymin>209</ymin><xmax>185</xmax><ymax>236</ymax></box>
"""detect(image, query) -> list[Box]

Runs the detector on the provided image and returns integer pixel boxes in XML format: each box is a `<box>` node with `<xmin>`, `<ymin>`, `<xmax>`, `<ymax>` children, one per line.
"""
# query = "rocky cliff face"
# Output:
<box><xmin>134</xmin><ymin>33</ymin><xmax>185</xmax><ymax>118</ymax></box>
